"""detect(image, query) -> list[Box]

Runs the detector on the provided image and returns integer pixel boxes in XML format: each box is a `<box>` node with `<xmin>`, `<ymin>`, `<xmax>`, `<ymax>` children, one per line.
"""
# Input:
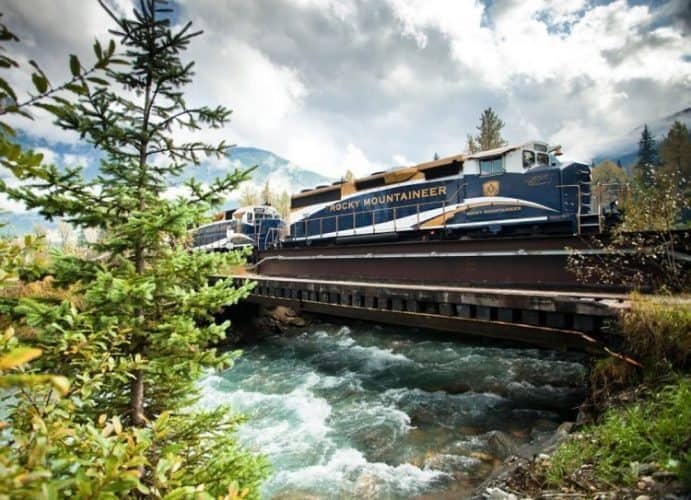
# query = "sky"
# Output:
<box><xmin>2</xmin><ymin>0</ymin><xmax>690</xmax><ymax>181</ymax></box>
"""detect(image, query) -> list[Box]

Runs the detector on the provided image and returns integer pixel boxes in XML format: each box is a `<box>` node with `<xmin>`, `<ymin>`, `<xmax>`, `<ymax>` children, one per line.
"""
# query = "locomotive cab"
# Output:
<box><xmin>192</xmin><ymin>205</ymin><xmax>285</xmax><ymax>252</ymax></box>
<box><xmin>462</xmin><ymin>141</ymin><xmax>557</xmax><ymax>176</ymax></box>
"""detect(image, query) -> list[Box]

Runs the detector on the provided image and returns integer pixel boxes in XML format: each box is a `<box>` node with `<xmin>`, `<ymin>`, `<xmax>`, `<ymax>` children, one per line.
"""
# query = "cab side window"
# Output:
<box><xmin>523</xmin><ymin>150</ymin><xmax>536</xmax><ymax>169</ymax></box>
<box><xmin>480</xmin><ymin>157</ymin><xmax>504</xmax><ymax>176</ymax></box>
<box><xmin>537</xmin><ymin>152</ymin><xmax>549</xmax><ymax>167</ymax></box>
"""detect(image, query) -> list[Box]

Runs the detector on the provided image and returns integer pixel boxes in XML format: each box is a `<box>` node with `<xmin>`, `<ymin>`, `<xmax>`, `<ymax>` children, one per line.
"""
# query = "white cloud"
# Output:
<box><xmin>35</xmin><ymin>147</ymin><xmax>57</xmax><ymax>165</ymax></box>
<box><xmin>61</xmin><ymin>153</ymin><xmax>91</xmax><ymax>168</ymax></box>
<box><xmin>392</xmin><ymin>154</ymin><xmax>411</xmax><ymax>166</ymax></box>
<box><xmin>162</xmin><ymin>185</ymin><xmax>194</xmax><ymax>200</ymax></box>
<box><xmin>0</xmin><ymin>193</ymin><xmax>29</xmax><ymax>213</ymax></box>
<box><xmin>3</xmin><ymin>0</ymin><xmax>689</xmax><ymax>185</ymax></box>
<box><xmin>339</xmin><ymin>143</ymin><xmax>379</xmax><ymax>177</ymax></box>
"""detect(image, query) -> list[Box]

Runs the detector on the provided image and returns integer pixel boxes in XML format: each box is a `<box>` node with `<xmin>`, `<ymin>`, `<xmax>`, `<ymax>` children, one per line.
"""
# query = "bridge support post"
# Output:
<box><xmin>456</xmin><ymin>304</ymin><xmax>473</xmax><ymax>318</ymax></box>
<box><xmin>438</xmin><ymin>302</ymin><xmax>454</xmax><ymax>316</ymax></box>
<box><xmin>406</xmin><ymin>300</ymin><xmax>420</xmax><ymax>313</ymax></box>
<box><xmin>498</xmin><ymin>308</ymin><xmax>514</xmax><ymax>322</ymax></box>
<box><xmin>476</xmin><ymin>306</ymin><xmax>492</xmax><ymax>321</ymax></box>
<box><xmin>522</xmin><ymin>310</ymin><xmax>541</xmax><ymax>326</ymax></box>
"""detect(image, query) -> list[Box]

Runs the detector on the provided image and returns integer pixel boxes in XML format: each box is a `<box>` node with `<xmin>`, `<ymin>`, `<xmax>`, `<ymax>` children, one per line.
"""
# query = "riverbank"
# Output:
<box><xmin>473</xmin><ymin>296</ymin><xmax>690</xmax><ymax>499</ymax></box>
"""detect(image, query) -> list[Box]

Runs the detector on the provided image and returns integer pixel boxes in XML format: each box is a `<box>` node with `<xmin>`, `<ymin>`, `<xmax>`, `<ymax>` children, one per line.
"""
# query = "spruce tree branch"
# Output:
<box><xmin>1</xmin><ymin>67</ymin><xmax>95</xmax><ymax>117</ymax></box>
<box><xmin>150</xmin><ymin>107</ymin><xmax>204</xmax><ymax>133</ymax></box>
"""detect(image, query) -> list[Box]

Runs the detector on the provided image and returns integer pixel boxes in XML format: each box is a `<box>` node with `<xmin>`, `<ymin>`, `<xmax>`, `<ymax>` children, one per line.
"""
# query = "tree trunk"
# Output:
<box><xmin>131</xmin><ymin>369</ymin><xmax>146</xmax><ymax>426</ymax></box>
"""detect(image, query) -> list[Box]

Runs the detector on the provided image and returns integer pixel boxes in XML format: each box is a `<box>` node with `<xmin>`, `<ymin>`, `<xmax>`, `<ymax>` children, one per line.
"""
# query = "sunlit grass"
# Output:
<box><xmin>547</xmin><ymin>376</ymin><xmax>691</xmax><ymax>487</ymax></box>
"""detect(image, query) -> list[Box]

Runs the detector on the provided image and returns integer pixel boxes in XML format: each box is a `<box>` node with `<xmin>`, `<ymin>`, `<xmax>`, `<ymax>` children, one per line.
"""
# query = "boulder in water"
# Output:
<box><xmin>353</xmin><ymin>472</ymin><xmax>380</xmax><ymax>499</ymax></box>
<box><xmin>485</xmin><ymin>431</ymin><xmax>518</xmax><ymax>460</ymax></box>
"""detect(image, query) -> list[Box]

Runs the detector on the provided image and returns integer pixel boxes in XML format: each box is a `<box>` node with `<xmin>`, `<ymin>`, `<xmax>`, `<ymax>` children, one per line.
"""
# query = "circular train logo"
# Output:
<box><xmin>482</xmin><ymin>180</ymin><xmax>500</xmax><ymax>196</ymax></box>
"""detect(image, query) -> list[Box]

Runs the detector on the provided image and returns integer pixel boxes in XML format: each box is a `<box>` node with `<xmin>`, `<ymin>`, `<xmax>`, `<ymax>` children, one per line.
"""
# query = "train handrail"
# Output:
<box><xmin>556</xmin><ymin>183</ymin><xmax>583</xmax><ymax>234</ymax></box>
<box><xmin>264</xmin><ymin>226</ymin><xmax>282</xmax><ymax>249</ymax></box>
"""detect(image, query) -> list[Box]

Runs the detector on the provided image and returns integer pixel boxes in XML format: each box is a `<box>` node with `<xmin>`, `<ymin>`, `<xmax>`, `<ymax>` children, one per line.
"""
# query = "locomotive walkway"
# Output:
<box><xmin>230</xmin><ymin>274</ymin><xmax>633</xmax><ymax>354</ymax></box>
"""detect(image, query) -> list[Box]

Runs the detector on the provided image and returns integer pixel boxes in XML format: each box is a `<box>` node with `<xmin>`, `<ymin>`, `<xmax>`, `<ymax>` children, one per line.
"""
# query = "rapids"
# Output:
<box><xmin>199</xmin><ymin>322</ymin><xmax>586</xmax><ymax>499</ymax></box>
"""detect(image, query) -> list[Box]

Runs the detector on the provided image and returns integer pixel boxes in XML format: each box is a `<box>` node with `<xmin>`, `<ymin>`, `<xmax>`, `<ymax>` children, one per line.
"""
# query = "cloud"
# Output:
<box><xmin>2</xmin><ymin>0</ymin><xmax>689</xmax><ymax>184</ymax></box>
<box><xmin>340</xmin><ymin>144</ymin><xmax>378</xmax><ymax>177</ymax></box>
<box><xmin>392</xmin><ymin>154</ymin><xmax>411</xmax><ymax>166</ymax></box>
<box><xmin>0</xmin><ymin>193</ymin><xmax>30</xmax><ymax>214</ymax></box>
<box><xmin>2</xmin><ymin>0</ymin><xmax>135</xmax><ymax>145</ymax></box>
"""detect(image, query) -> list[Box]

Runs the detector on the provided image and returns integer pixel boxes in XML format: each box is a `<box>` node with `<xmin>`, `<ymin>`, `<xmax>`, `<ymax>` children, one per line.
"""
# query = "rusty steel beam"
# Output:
<box><xmin>254</xmin><ymin>230</ymin><xmax>690</xmax><ymax>291</ymax></box>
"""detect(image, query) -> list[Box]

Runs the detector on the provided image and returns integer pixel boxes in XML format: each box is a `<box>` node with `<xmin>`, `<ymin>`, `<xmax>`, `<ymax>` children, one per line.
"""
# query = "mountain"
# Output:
<box><xmin>227</xmin><ymin>147</ymin><xmax>331</xmax><ymax>190</ymax></box>
<box><xmin>0</xmin><ymin>143</ymin><xmax>332</xmax><ymax>236</ymax></box>
<box><xmin>592</xmin><ymin>107</ymin><xmax>691</xmax><ymax>171</ymax></box>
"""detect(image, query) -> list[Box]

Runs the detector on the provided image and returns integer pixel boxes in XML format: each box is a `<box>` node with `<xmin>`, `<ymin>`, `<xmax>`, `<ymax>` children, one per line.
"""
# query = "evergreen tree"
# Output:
<box><xmin>634</xmin><ymin>124</ymin><xmax>658</xmax><ymax>187</ymax></box>
<box><xmin>262</xmin><ymin>180</ymin><xmax>271</xmax><ymax>205</ymax></box>
<box><xmin>343</xmin><ymin>169</ymin><xmax>355</xmax><ymax>182</ymax></box>
<box><xmin>1</xmin><ymin>1</ymin><xmax>267</xmax><ymax>496</ymax></box>
<box><xmin>660</xmin><ymin>120</ymin><xmax>691</xmax><ymax>187</ymax></box>
<box><xmin>433</xmin><ymin>152</ymin><xmax>440</xmax><ymax>161</ymax></box>
<box><xmin>474</xmin><ymin>107</ymin><xmax>507</xmax><ymax>152</ymax></box>
<box><xmin>465</xmin><ymin>134</ymin><xmax>479</xmax><ymax>154</ymax></box>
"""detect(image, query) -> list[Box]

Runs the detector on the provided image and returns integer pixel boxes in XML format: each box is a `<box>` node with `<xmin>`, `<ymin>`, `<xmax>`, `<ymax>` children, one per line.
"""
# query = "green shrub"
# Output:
<box><xmin>548</xmin><ymin>377</ymin><xmax>691</xmax><ymax>487</ymax></box>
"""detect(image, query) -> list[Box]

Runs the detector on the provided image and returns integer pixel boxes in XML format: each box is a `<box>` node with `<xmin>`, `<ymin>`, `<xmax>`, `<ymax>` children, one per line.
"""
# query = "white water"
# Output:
<box><xmin>199</xmin><ymin>322</ymin><xmax>586</xmax><ymax>499</ymax></box>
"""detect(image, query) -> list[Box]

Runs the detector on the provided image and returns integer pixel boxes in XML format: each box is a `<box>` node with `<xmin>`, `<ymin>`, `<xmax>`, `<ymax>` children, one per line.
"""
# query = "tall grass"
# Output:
<box><xmin>619</xmin><ymin>295</ymin><xmax>690</xmax><ymax>378</ymax></box>
<box><xmin>548</xmin><ymin>377</ymin><xmax>691</xmax><ymax>487</ymax></box>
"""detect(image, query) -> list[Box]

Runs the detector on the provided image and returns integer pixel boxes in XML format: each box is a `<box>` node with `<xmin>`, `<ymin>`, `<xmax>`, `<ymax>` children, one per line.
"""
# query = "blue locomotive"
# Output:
<box><xmin>286</xmin><ymin>141</ymin><xmax>598</xmax><ymax>245</ymax></box>
<box><xmin>192</xmin><ymin>205</ymin><xmax>284</xmax><ymax>252</ymax></box>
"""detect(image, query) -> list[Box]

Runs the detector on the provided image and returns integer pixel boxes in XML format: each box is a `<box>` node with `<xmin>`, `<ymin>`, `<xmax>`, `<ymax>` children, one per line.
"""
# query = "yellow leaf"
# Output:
<box><xmin>3</xmin><ymin>327</ymin><xmax>14</xmax><ymax>340</ymax></box>
<box><xmin>0</xmin><ymin>347</ymin><xmax>42</xmax><ymax>370</ymax></box>
<box><xmin>98</xmin><ymin>414</ymin><xmax>107</xmax><ymax>426</ymax></box>
<box><xmin>50</xmin><ymin>376</ymin><xmax>70</xmax><ymax>396</ymax></box>
<box><xmin>112</xmin><ymin>415</ymin><xmax>122</xmax><ymax>435</ymax></box>
<box><xmin>102</xmin><ymin>423</ymin><xmax>113</xmax><ymax>437</ymax></box>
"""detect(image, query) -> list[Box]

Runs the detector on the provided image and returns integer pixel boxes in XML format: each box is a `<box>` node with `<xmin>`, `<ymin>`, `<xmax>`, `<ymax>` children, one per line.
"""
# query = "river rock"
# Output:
<box><xmin>540</xmin><ymin>421</ymin><xmax>576</xmax><ymax>454</ymax></box>
<box><xmin>443</xmin><ymin>382</ymin><xmax>473</xmax><ymax>394</ymax></box>
<box><xmin>531</xmin><ymin>418</ymin><xmax>558</xmax><ymax>432</ymax></box>
<box><xmin>457</xmin><ymin>425</ymin><xmax>484</xmax><ymax>436</ymax></box>
<box><xmin>470</xmin><ymin>451</ymin><xmax>496</xmax><ymax>463</ymax></box>
<box><xmin>485</xmin><ymin>431</ymin><xmax>518</xmax><ymax>460</ymax></box>
<box><xmin>484</xmin><ymin>486</ymin><xmax>518</xmax><ymax>499</ymax></box>
<box><xmin>632</xmin><ymin>462</ymin><xmax>658</xmax><ymax>477</ymax></box>
<box><xmin>423</xmin><ymin>453</ymin><xmax>483</xmax><ymax>473</ymax></box>
<box><xmin>353</xmin><ymin>472</ymin><xmax>379</xmax><ymax>499</ymax></box>
<box><xmin>250</xmin><ymin>305</ymin><xmax>311</xmax><ymax>333</ymax></box>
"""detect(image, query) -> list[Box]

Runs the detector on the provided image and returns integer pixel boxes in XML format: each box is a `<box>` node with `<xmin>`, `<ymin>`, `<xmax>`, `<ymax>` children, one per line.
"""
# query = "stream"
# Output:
<box><xmin>199</xmin><ymin>321</ymin><xmax>586</xmax><ymax>499</ymax></box>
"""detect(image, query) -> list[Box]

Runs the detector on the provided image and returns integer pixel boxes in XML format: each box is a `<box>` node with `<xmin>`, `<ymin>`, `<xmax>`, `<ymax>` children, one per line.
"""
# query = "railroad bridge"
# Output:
<box><xmin>228</xmin><ymin>232</ymin><xmax>689</xmax><ymax>357</ymax></box>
